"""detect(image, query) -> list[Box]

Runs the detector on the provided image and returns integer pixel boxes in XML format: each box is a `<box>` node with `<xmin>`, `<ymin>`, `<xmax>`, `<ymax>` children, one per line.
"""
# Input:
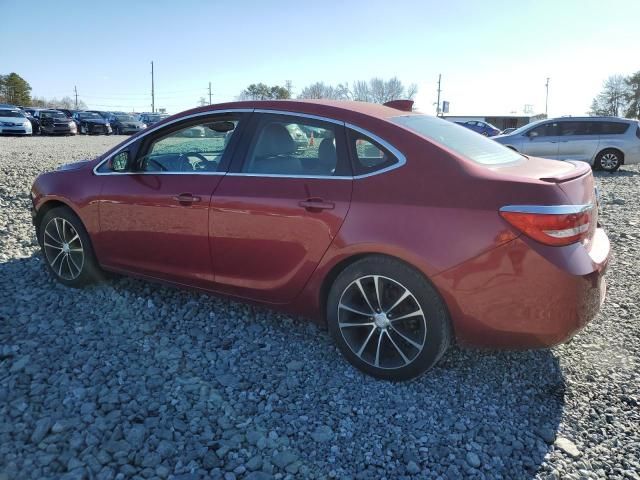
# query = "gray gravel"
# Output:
<box><xmin>1</xmin><ymin>135</ymin><xmax>639</xmax><ymax>479</ymax></box>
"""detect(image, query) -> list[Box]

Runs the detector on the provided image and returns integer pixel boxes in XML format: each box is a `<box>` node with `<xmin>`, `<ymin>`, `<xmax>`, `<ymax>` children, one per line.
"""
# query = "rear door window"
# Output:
<box><xmin>240</xmin><ymin>114</ymin><xmax>350</xmax><ymax>177</ymax></box>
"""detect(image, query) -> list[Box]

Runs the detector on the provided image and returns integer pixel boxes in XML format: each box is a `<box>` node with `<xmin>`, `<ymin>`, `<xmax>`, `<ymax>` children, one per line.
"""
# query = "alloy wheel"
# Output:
<box><xmin>337</xmin><ymin>275</ymin><xmax>427</xmax><ymax>370</ymax></box>
<box><xmin>600</xmin><ymin>152</ymin><xmax>620</xmax><ymax>170</ymax></box>
<box><xmin>43</xmin><ymin>217</ymin><xmax>85</xmax><ymax>281</ymax></box>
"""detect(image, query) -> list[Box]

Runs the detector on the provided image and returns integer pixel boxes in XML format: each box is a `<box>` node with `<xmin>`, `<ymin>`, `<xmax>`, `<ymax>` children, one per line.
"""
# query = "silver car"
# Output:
<box><xmin>493</xmin><ymin>117</ymin><xmax>640</xmax><ymax>172</ymax></box>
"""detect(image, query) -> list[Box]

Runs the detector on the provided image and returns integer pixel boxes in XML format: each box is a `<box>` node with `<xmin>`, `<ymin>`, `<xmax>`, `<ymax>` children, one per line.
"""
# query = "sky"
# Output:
<box><xmin>1</xmin><ymin>0</ymin><xmax>639</xmax><ymax>117</ymax></box>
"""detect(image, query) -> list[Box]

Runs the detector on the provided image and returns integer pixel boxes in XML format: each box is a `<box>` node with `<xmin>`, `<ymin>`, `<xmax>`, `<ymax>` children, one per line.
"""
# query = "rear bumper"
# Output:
<box><xmin>433</xmin><ymin>228</ymin><xmax>610</xmax><ymax>349</ymax></box>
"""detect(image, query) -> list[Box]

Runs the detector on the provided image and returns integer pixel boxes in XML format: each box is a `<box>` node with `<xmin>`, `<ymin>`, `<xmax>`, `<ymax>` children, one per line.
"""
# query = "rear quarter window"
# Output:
<box><xmin>598</xmin><ymin>122</ymin><xmax>630</xmax><ymax>135</ymax></box>
<box><xmin>347</xmin><ymin>130</ymin><xmax>400</xmax><ymax>175</ymax></box>
<box><xmin>392</xmin><ymin>115</ymin><xmax>522</xmax><ymax>165</ymax></box>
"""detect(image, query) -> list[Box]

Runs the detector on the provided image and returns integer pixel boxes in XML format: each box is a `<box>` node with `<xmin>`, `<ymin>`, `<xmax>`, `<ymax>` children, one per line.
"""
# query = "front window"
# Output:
<box><xmin>139</xmin><ymin>118</ymin><xmax>240</xmax><ymax>173</ymax></box>
<box><xmin>392</xmin><ymin>115</ymin><xmax>522</xmax><ymax>165</ymax></box>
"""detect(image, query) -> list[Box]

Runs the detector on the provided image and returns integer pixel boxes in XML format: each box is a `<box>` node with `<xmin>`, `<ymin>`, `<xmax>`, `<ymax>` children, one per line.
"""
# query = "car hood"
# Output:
<box><xmin>57</xmin><ymin>159</ymin><xmax>91</xmax><ymax>171</ymax></box>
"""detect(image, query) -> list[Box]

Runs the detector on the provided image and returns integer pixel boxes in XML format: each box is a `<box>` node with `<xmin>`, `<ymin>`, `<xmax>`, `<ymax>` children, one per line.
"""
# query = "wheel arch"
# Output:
<box><xmin>595</xmin><ymin>147</ymin><xmax>625</xmax><ymax>166</ymax></box>
<box><xmin>35</xmin><ymin>198</ymin><xmax>82</xmax><ymax>238</ymax></box>
<box><xmin>317</xmin><ymin>251</ymin><xmax>455</xmax><ymax>339</ymax></box>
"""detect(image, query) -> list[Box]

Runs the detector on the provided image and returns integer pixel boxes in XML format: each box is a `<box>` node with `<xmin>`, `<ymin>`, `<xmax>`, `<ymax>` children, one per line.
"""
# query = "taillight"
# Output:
<box><xmin>499</xmin><ymin>205</ymin><xmax>594</xmax><ymax>246</ymax></box>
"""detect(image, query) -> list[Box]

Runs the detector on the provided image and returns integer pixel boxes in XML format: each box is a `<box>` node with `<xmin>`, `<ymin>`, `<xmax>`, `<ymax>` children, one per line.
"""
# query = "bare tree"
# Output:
<box><xmin>406</xmin><ymin>83</ymin><xmax>418</xmax><ymax>100</ymax></box>
<box><xmin>589</xmin><ymin>75</ymin><xmax>630</xmax><ymax>116</ymax></box>
<box><xmin>351</xmin><ymin>80</ymin><xmax>370</xmax><ymax>102</ymax></box>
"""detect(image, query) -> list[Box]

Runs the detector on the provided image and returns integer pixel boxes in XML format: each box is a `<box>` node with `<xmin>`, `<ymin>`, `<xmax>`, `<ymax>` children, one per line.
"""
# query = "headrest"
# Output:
<box><xmin>255</xmin><ymin>123</ymin><xmax>296</xmax><ymax>157</ymax></box>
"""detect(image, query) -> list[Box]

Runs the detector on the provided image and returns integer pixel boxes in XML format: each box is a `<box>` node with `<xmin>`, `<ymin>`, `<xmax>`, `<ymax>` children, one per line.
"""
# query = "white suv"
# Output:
<box><xmin>493</xmin><ymin>117</ymin><xmax>640</xmax><ymax>172</ymax></box>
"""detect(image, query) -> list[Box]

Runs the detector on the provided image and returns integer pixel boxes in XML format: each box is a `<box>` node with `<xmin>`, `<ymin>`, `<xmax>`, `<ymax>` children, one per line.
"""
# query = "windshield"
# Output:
<box><xmin>78</xmin><ymin>112</ymin><xmax>102</xmax><ymax>119</ymax></box>
<box><xmin>148</xmin><ymin>115</ymin><xmax>168</xmax><ymax>122</ymax></box>
<box><xmin>41</xmin><ymin>111</ymin><xmax>68</xmax><ymax>119</ymax></box>
<box><xmin>0</xmin><ymin>110</ymin><xmax>25</xmax><ymax>118</ymax></box>
<box><xmin>392</xmin><ymin>115</ymin><xmax>522</xmax><ymax>165</ymax></box>
<box><xmin>116</xmin><ymin>115</ymin><xmax>136</xmax><ymax>121</ymax></box>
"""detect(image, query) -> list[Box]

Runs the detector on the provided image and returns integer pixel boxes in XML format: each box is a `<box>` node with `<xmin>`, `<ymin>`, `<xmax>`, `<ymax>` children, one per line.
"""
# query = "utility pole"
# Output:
<box><xmin>74</xmin><ymin>86</ymin><xmax>78</xmax><ymax>109</ymax></box>
<box><xmin>151</xmin><ymin>61</ymin><xmax>155</xmax><ymax>113</ymax></box>
<box><xmin>545</xmin><ymin>77</ymin><xmax>550</xmax><ymax>117</ymax></box>
<box><xmin>436</xmin><ymin>74</ymin><xmax>442</xmax><ymax>117</ymax></box>
<box><xmin>208</xmin><ymin>81</ymin><xmax>212</xmax><ymax>105</ymax></box>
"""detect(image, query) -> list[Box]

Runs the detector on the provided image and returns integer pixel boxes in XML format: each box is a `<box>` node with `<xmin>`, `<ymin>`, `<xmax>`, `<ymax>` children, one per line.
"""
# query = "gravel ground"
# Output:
<box><xmin>1</xmin><ymin>135</ymin><xmax>639</xmax><ymax>480</ymax></box>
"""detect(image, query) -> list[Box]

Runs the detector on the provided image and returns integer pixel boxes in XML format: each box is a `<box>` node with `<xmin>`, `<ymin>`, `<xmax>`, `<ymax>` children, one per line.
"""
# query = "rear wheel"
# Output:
<box><xmin>327</xmin><ymin>256</ymin><xmax>451</xmax><ymax>381</ymax></box>
<box><xmin>38</xmin><ymin>207</ymin><xmax>101</xmax><ymax>287</ymax></box>
<box><xmin>596</xmin><ymin>149</ymin><xmax>622</xmax><ymax>172</ymax></box>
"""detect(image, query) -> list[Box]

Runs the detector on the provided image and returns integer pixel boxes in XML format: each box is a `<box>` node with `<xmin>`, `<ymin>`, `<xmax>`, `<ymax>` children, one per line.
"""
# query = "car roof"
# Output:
<box><xmin>549</xmin><ymin>116</ymin><xmax>635</xmax><ymax>123</ymax></box>
<box><xmin>174</xmin><ymin>100</ymin><xmax>419</xmax><ymax>124</ymax></box>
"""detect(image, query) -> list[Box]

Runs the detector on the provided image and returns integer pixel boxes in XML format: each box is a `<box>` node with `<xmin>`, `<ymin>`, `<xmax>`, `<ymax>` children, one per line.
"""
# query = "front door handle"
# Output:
<box><xmin>298</xmin><ymin>198</ymin><xmax>335</xmax><ymax>212</ymax></box>
<box><xmin>173</xmin><ymin>193</ymin><xmax>202</xmax><ymax>204</ymax></box>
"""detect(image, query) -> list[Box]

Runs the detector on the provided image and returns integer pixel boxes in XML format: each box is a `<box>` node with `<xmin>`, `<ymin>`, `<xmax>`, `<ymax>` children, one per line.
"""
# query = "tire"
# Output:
<box><xmin>595</xmin><ymin>149</ymin><xmax>622</xmax><ymax>172</ymax></box>
<box><xmin>38</xmin><ymin>207</ymin><xmax>102</xmax><ymax>288</ymax></box>
<box><xmin>327</xmin><ymin>255</ymin><xmax>451</xmax><ymax>381</ymax></box>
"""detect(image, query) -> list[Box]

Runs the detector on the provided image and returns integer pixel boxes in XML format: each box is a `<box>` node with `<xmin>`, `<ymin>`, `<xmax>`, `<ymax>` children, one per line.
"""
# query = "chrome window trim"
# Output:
<box><xmin>227</xmin><ymin>172</ymin><xmax>352</xmax><ymax>180</ymax></box>
<box><xmin>253</xmin><ymin>109</ymin><xmax>344</xmax><ymax>125</ymax></box>
<box><xmin>93</xmin><ymin>108</ymin><xmax>408</xmax><ymax>180</ymax></box>
<box><xmin>93</xmin><ymin>108</ymin><xmax>253</xmax><ymax>176</ymax></box>
<box><xmin>499</xmin><ymin>204</ymin><xmax>593</xmax><ymax>215</ymax></box>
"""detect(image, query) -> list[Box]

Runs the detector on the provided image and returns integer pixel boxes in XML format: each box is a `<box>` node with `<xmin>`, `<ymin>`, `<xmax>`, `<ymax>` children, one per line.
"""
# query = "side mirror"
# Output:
<box><xmin>528</xmin><ymin>131</ymin><xmax>539</xmax><ymax>139</ymax></box>
<box><xmin>206</xmin><ymin>121</ymin><xmax>235</xmax><ymax>133</ymax></box>
<box><xmin>110</xmin><ymin>151</ymin><xmax>130</xmax><ymax>172</ymax></box>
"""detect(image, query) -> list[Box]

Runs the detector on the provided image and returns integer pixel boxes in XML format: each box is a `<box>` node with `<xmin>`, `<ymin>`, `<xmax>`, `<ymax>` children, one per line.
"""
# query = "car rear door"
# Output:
<box><xmin>209</xmin><ymin>112</ymin><xmax>353</xmax><ymax>304</ymax></box>
<box><xmin>93</xmin><ymin>111</ymin><xmax>249</xmax><ymax>288</ymax></box>
<box><xmin>519</xmin><ymin>121</ymin><xmax>561</xmax><ymax>159</ymax></box>
<box><xmin>556</xmin><ymin>121</ymin><xmax>600</xmax><ymax>163</ymax></box>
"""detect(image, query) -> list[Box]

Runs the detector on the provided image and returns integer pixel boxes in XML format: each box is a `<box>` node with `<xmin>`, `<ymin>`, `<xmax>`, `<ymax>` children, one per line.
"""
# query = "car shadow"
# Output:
<box><xmin>1</xmin><ymin>255</ymin><xmax>565</xmax><ymax>479</ymax></box>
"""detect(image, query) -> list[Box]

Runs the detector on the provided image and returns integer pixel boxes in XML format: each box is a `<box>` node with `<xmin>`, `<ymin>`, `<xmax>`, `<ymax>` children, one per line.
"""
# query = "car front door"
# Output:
<box><xmin>93</xmin><ymin>112</ymin><xmax>248</xmax><ymax>288</ymax></box>
<box><xmin>556</xmin><ymin>121</ymin><xmax>600</xmax><ymax>163</ymax></box>
<box><xmin>209</xmin><ymin>113</ymin><xmax>353</xmax><ymax>304</ymax></box>
<box><xmin>519</xmin><ymin>121</ymin><xmax>561</xmax><ymax>159</ymax></box>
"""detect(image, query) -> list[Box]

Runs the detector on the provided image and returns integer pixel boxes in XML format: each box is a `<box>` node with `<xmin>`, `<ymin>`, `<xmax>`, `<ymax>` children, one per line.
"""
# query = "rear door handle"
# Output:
<box><xmin>173</xmin><ymin>193</ymin><xmax>202</xmax><ymax>204</ymax></box>
<box><xmin>298</xmin><ymin>198</ymin><xmax>335</xmax><ymax>211</ymax></box>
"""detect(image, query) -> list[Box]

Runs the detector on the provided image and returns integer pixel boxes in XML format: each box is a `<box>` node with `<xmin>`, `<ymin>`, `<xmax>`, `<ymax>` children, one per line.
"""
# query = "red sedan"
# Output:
<box><xmin>30</xmin><ymin>100</ymin><xmax>610</xmax><ymax>380</ymax></box>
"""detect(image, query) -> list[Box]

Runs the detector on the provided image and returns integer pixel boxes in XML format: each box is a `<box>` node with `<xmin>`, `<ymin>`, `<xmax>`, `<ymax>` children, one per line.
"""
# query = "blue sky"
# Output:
<box><xmin>1</xmin><ymin>0</ymin><xmax>639</xmax><ymax>116</ymax></box>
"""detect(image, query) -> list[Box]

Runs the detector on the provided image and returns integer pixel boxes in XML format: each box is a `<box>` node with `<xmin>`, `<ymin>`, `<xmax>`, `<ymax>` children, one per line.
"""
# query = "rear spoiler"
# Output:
<box><xmin>383</xmin><ymin>100</ymin><xmax>414</xmax><ymax>112</ymax></box>
<box><xmin>540</xmin><ymin>161</ymin><xmax>592</xmax><ymax>183</ymax></box>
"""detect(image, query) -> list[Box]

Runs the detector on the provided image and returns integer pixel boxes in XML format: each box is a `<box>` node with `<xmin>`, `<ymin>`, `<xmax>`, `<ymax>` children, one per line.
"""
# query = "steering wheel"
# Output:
<box><xmin>180</xmin><ymin>152</ymin><xmax>209</xmax><ymax>171</ymax></box>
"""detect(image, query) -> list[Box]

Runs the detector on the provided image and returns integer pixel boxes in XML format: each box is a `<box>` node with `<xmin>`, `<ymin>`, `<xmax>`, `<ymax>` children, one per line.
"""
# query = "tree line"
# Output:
<box><xmin>0</xmin><ymin>72</ymin><xmax>88</xmax><ymax>109</ymax></box>
<box><xmin>238</xmin><ymin>77</ymin><xmax>418</xmax><ymax>103</ymax></box>
<box><xmin>589</xmin><ymin>71</ymin><xmax>640</xmax><ymax>118</ymax></box>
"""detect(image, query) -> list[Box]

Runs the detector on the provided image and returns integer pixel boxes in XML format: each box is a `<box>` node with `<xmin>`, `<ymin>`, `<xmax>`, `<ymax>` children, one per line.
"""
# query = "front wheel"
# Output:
<box><xmin>38</xmin><ymin>207</ymin><xmax>101</xmax><ymax>287</ymax></box>
<box><xmin>327</xmin><ymin>256</ymin><xmax>451</xmax><ymax>381</ymax></box>
<box><xmin>596</xmin><ymin>149</ymin><xmax>622</xmax><ymax>173</ymax></box>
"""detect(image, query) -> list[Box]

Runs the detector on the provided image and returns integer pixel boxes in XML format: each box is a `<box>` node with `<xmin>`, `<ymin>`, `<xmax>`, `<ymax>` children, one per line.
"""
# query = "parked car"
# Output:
<box><xmin>455</xmin><ymin>120</ymin><xmax>502</xmax><ymax>137</ymax></box>
<box><xmin>72</xmin><ymin>112</ymin><xmax>113</xmax><ymax>135</ymax></box>
<box><xmin>21</xmin><ymin>108</ymin><xmax>41</xmax><ymax>134</ymax></box>
<box><xmin>0</xmin><ymin>108</ymin><xmax>33</xmax><ymax>135</ymax></box>
<box><xmin>57</xmin><ymin>108</ymin><xmax>78</xmax><ymax>118</ymax></box>
<box><xmin>30</xmin><ymin>100</ymin><xmax>610</xmax><ymax>380</ymax></box>
<box><xmin>34</xmin><ymin>110</ymin><xmax>76</xmax><ymax>135</ymax></box>
<box><xmin>138</xmin><ymin>113</ymin><xmax>169</xmax><ymax>126</ymax></box>
<box><xmin>493</xmin><ymin>116</ymin><xmax>640</xmax><ymax>172</ymax></box>
<box><xmin>108</xmin><ymin>114</ymin><xmax>147</xmax><ymax>135</ymax></box>
<box><xmin>86</xmin><ymin>110</ymin><xmax>112</xmax><ymax>120</ymax></box>
<box><xmin>285</xmin><ymin>123</ymin><xmax>309</xmax><ymax>150</ymax></box>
